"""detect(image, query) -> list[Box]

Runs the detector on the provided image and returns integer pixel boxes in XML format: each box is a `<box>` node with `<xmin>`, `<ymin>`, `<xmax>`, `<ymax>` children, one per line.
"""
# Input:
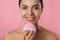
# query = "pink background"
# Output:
<box><xmin>0</xmin><ymin>0</ymin><xmax>60</xmax><ymax>40</ymax></box>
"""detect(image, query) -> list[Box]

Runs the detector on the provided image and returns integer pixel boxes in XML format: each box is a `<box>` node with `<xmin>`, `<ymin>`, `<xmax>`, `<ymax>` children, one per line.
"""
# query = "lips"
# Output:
<box><xmin>25</xmin><ymin>16</ymin><xmax>36</xmax><ymax>21</ymax></box>
<box><xmin>26</xmin><ymin>17</ymin><xmax>35</xmax><ymax>21</ymax></box>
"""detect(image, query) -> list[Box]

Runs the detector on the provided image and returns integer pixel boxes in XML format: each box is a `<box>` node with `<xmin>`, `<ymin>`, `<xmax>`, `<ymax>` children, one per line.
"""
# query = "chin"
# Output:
<box><xmin>25</xmin><ymin>21</ymin><xmax>37</xmax><ymax>25</ymax></box>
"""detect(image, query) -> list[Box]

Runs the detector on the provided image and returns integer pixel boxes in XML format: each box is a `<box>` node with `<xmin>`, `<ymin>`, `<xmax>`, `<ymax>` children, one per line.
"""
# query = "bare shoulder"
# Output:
<box><xmin>38</xmin><ymin>26</ymin><xmax>58</xmax><ymax>40</ymax></box>
<box><xmin>4</xmin><ymin>27</ymin><xmax>23</xmax><ymax>40</ymax></box>
<box><xmin>4</xmin><ymin>31</ymin><xmax>16</xmax><ymax>40</ymax></box>
<box><xmin>45</xmin><ymin>32</ymin><xmax>58</xmax><ymax>40</ymax></box>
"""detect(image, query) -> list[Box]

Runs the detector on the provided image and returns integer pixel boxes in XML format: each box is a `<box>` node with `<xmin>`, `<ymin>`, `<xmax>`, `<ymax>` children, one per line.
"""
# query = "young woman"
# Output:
<box><xmin>5</xmin><ymin>0</ymin><xmax>58</xmax><ymax>40</ymax></box>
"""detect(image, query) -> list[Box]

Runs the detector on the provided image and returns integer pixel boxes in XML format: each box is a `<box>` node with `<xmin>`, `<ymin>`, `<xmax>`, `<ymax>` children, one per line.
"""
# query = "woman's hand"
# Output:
<box><xmin>23</xmin><ymin>30</ymin><xmax>35</xmax><ymax>40</ymax></box>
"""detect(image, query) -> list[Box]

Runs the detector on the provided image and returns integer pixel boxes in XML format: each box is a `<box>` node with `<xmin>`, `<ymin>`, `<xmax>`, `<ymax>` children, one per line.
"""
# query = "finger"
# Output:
<box><xmin>29</xmin><ymin>34</ymin><xmax>35</xmax><ymax>40</ymax></box>
<box><xmin>28</xmin><ymin>31</ymin><xmax>33</xmax><ymax>37</ymax></box>
<box><xmin>26</xmin><ymin>31</ymin><xmax>33</xmax><ymax>39</ymax></box>
<box><xmin>25</xmin><ymin>30</ymin><xmax>30</xmax><ymax>40</ymax></box>
<box><xmin>29</xmin><ymin>32</ymin><xmax>35</xmax><ymax>40</ymax></box>
<box><xmin>23</xmin><ymin>30</ymin><xmax>30</xmax><ymax>36</ymax></box>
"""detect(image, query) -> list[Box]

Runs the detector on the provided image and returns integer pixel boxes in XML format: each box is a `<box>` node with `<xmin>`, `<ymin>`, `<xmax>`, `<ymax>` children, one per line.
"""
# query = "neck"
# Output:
<box><xmin>35</xmin><ymin>22</ymin><xmax>41</xmax><ymax>31</ymax></box>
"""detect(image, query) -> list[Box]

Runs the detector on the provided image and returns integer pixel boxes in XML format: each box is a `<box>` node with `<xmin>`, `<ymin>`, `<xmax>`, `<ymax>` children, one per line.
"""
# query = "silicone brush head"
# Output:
<box><xmin>23</xmin><ymin>23</ymin><xmax>36</xmax><ymax>33</ymax></box>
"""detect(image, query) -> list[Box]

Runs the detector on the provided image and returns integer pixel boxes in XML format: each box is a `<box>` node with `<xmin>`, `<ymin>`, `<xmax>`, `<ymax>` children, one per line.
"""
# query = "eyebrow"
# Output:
<box><xmin>22</xmin><ymin>5</ymin><xmax>28</xmax><ymax>7</ymax></box>
<box><xmin>21</xmin><ymin>4</ymin><xmax>39</xmax><ymax>7</ymax></box>
<box><xmin>33</xmin><ymin>4</ymin><xmax>39</xmax><ymax>7</ymax></box>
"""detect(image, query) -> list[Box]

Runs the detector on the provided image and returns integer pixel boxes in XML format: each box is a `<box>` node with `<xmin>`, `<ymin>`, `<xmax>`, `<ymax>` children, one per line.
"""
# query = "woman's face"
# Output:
<box><xmin>19</xmin><ymin>0</ymin><xmax>42</xmax><ymax>24</ymax></box>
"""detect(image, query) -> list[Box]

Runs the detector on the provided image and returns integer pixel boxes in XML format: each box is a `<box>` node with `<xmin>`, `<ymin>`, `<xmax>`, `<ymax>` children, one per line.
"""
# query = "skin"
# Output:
<box><xmin>19</xmin><ymin>0</ymin><xmax>42</xmax><ymax>24</ymax></box>
<box><xmin>19</xmin><ymin>0</ymin><xmax>42</xmax><ymax>39</ymax></box>
<box><xmin>5</xmin><ymin>0</ymin><xmax>58</xmax><ymax>40</ymax></box>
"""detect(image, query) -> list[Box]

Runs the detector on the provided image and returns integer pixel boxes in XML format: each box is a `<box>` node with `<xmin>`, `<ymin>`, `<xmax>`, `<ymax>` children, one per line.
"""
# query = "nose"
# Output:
<box><xmin>28</xmin><ymin>8</ymin><xmax>34</xmax><ymax>15</ymax></box>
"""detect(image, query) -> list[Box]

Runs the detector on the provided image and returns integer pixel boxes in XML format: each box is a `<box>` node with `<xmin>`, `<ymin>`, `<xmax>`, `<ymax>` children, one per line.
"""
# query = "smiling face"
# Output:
<box><xmin>19</xmin><ymin>0</ymin><xmax>42</xmax><ymax>24</ymax></box>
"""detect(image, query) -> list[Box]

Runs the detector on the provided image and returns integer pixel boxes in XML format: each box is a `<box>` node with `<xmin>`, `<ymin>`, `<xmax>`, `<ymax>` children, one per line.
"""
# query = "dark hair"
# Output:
<box><xmin>19</xmin><ymin>0</ymin><xmax>43</xmax><ymax>8</ymax></box>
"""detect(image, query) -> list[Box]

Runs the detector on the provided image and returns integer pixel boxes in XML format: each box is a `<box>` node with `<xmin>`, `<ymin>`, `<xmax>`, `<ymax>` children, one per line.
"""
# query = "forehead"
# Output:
<box><xmin>20</xmin><ymin>0</ymin><xmax>40</xmax><ymax>6</ymax></box>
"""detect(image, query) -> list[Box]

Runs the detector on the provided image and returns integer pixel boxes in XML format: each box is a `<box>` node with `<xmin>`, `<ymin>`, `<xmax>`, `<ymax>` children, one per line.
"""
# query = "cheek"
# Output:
<box><xmin>34</xmin><ymin>10</ymin><xmax>41</xmax><ymax>17</ymax></box>
<box><xmin>20</xmin><ymin>10</ymin><xmax>27</xmax><ymax>17</ymax></box>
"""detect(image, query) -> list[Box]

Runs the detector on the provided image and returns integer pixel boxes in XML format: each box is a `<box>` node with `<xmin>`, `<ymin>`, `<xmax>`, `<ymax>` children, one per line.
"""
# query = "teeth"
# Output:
<box><xmin>26</xmin><ymin>17</ymin><xmax>35</xmax><ymax>21</ymax></box>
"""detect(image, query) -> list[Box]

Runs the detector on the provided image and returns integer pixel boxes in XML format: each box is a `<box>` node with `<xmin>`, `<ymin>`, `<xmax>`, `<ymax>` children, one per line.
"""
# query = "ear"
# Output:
<box><xmin>41</xmin><ymin>8</ymin><xmax>43</xmax><ymax>13</ymax></box>
<box><xmin>40</xmin><ymin>8</ymin><xmax>43</xmax><ymax>15</ymax></box>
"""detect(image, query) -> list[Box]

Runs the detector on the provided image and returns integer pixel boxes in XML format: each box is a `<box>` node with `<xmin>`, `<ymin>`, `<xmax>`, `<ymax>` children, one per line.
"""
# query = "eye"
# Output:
<box><xmin>22</xmin><ymin>7</ymin><xmax>27</xmax><ymax>9</ymax></box>
<box><xmin>34</xmin><ymin>6</ymin><xmax>39</xmax><ymax>10</ymax></box>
